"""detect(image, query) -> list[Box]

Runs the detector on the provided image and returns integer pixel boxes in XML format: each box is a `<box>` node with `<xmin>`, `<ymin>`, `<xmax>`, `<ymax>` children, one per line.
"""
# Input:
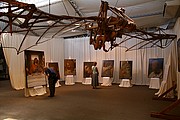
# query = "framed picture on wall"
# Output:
<box><xmin>25</xmin><ymin>50</ymin><xmax>46</xmax><ymax>88</ymax></box>
<box><xmin>177</xmin><ymin>38</ymin><xmax>180</xmax><ymax>72</ymax></box>
<box><xmin>101</xmin><ymin>60</ymin><xmax>114</xmax><ymax>77</ymax></box>
<box><xmin>148</xmin><ymin>58</ymin><xmax>164</xmax><ymax>78</ymax></box>
<box><xmin>46</xmin><ymin>62</ymin><xmax>60</xmax><ymax>79</ymax></box>
<box><xmin>64</xmin><ymin>59</ymin><xmax>76</xmax><ymax>76</ymax></box>
<box><xmin>119</xmin><ymin>61</ymin><xmax>133</xmax><ymax>79</ymax></box>
<box><xmin>83</xmin><ymin>62</ymin><xmax>94</xmax><ymax>78</ymax></box>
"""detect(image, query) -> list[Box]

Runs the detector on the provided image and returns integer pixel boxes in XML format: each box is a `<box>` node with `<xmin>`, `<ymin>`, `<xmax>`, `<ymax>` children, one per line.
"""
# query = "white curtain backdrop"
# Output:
<box><xmin>174</xmin><ymin>17</ymin><xmax>180</xmax><ymax>99</ymax></box>
<box><xmin>1</xmin><ymin>17</ymin><xmax>180</xmax><ymax>99</ymax></box>
<box><xmin>64</xmin><ymin>33</ymin><xmax>174</xmax><ymax>85</ymax></box>
<box><xmin>1</xmin><ymin>33</ymin><xmax>64</xmax><ymax>92</ymax></box>
<box><xmin>1</xmin><ymin>34</ymin><xmax>26</xmax><ymax>90</ymax></box>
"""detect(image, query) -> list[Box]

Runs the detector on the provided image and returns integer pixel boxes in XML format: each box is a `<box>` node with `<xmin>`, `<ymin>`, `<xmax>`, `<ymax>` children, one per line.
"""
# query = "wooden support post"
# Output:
<box><xmin>151</xmin><ymin>99</ymin><xmax>180</xmax><ymax>120</ymax></box>
<box><xmin>151</xmin><ymin>112</ymin><xmax>180</xmax><ymax>120</ymax></box>
<box><xmin>159</xmin><ymin>99</ymin><xmax>180</xmax><ymax>114</ymax></box>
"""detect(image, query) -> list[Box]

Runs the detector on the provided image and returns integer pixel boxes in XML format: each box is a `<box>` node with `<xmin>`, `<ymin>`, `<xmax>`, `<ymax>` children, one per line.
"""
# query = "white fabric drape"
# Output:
<box><xmin>64</xmin><ymin>34</ymin><xmax>173</xmax><ymax>85</ymax></box>
<box><xmin>174</xmin><ymin>17</ymin><xmax>180</xmax><ymax>99</ymax></box>
<box><xmin>1</xmin><ymin>34</ymin><xmax>26</xmax><ymax>90</ymax></box>
<box><xmin>1</xmin><ymin>33</ymin><xmax>64</xmax><ymax>93</ymax></box>
<box><xmin>1</xmin><ymin>17</ymin><xmax>180</xmax><ymax>99</ymax></box>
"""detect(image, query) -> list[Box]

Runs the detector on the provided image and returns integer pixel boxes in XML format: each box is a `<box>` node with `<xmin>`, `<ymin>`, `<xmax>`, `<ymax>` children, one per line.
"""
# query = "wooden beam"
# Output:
<box><xmin>153</xmin><ymin>96</ymin><xmax>177</xmax><ymax>101</ymax></box>
<box><xmin>151</xmin><ymin>99</ymin><xmax>180</xmax><ymax>120</ymax></box>
<box><xmin>160</xmin><ymin>99</ymin><xmax>180</xmax><ymax>114</ymax></box>
<box><xmin>151</xmin><ymin>112</ymin><xmax>180</xmax><ymax>120</ymax></box>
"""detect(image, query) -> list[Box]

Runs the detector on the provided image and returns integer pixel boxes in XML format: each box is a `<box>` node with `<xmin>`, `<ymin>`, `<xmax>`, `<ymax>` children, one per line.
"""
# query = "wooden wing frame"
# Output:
<box><xmin>0</xmin><ymin>0</ymin><xmax>177</xmax><ymax>54</ymax></box>
<box><xmin>0</xmin><ymin>0</ymin><xmax>99</xmax><ymax>54</ymax></box>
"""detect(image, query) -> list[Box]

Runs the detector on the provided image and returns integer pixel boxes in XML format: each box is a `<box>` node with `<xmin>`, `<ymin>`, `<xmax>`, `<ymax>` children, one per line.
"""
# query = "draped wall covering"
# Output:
<box><xmin>1</xmin><ymin>33</ymin><xmax>64</xmax><ymax>91</ymax></box>
<box><xmin>174</xmin><ymin>18</ymin><xmax>180</xmax><ymax>99</ymax></box>
<box><xmin>64</xmin><ymin>35</ymin><xmax>174</xmax><ymax>85</ymax></box>
<box><xmin>1</xmin><ymin>17</ymin><xmax>180</xmax><ymax>99</ymax></box>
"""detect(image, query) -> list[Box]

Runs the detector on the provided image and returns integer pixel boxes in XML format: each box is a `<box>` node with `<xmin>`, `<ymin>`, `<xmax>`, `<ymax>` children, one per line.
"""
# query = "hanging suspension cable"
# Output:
<box><xmin>49</xmin><ymin>0</ymin><xmax>51</xmax><ymax>14</ymax></box>
<box><xmin>62</xmin><ymin>0</ymin><xmax>70</xmax><ymax>16</ymax></box>
<box><xmin>114</xmin><ymin>0</ymin><xmax>119</xmax><ymax>7</ymax></box>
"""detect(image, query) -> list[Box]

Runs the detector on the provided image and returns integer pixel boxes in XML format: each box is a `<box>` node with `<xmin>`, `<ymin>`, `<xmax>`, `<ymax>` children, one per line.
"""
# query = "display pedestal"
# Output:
<box><xmin>82</xmin><ymin>78</ymin><xmax>92</xmax><ymax>85</ymax></box>
<box><xmin>149</xmin><ymin>78</ymin><xmax>160</xmax><ymax>89</ymax></box>
<box><xmin>65</xmin><ymin>75</ymin><xmax>75</xmax><ymax>85</ymax></box>
<box><xmin>46</xmin><ymin>76</ymin><xmax>61</xmax><ymax>87</ymax></box>
<box><xmin>101</xmin><ymin>77</ymin><xmax>112</xmax><ymax>86</ymax></box>
<box><xmin>55</xmin><ymin>80</ymin><xmax>61</xmax><ymax>87</ymax></box>
<box><xmin>28</xmin><ymin>86</ymin><xmax>47</xmax><ymax>97</ymax></box>
<box><xmin>119</xmin><ymin>79</ymin><xmax>132</xmax><ymax>87</ymax></box>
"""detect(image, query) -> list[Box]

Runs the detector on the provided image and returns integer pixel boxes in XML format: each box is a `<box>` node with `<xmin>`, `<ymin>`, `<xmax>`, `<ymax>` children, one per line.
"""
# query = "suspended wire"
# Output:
<box><xmin>135</xmin><ymin>38</ymin><xmax>138</xmax><ymax>84</ymax></box>
<box><xmin>62</xmin><ymin>0</ymin><xmax>70</xmax><ymax>16</ymax></box>
<box><xmin>62</xmin><ymin>0</ymin><xmax>74</xmax><ymax>27</ymax></box>
<box><xmin>114</xmin><ymin>0</ymin><xmax>120</xmax><ymax>7</ymax></box>
<box><xmin>109</xmin><ymin>0</ymin><xmax>119</xmax><ymax>17</ymax></box>
<box><xmin>49</xmin><ymin>0</ymin><xmax>50</xmax><ymax>13</ymax></box>
<box><xmin>50</xmin><ymin>0</ymin><xmax>71</xmax><ymax>23</ymax></box>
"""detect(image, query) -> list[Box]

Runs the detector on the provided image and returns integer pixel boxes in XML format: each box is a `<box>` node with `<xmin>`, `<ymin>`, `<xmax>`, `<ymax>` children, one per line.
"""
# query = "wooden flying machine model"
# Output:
<box><xmin>0</xmin><ymin>0</ymin><xmax>177</xmax><ymax>53</ymax></box>
<box><xmin>0</xmin><ymin>1</ymin><xmax>179</xmax><ymax>119</ymax></box>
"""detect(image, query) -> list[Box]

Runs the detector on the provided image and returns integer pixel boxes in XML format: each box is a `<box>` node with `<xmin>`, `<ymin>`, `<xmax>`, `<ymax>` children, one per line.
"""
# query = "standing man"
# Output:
<box><xmin>92</xmin><ymin>62</ymin><xmax>99</xmax><ymax>89</ymax></box>
<box><xmin>44</xmin><ymin>67</ymin><xmax>58</xmax><ymax>97</ymax></box>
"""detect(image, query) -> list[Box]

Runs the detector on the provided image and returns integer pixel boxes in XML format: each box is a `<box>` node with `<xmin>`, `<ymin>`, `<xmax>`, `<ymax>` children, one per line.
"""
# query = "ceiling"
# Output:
<box><xmin>33</xmin><ymin>0</ymin><xmax>180</xmax><ymax>37</ymax></box>
<box><xmin>37</xmin><ymin>0</ymin><xmax>179</xmax><ymax>27</ymax></box>
<box><xmin>0</xmin><ymin>0</ymin><xmax>179</xmax><ymax>54</ymax></box>
<box><xmin>1</xmin><ymin>0</ymin><xmax>180</xmax><ymax>38</ymax></box>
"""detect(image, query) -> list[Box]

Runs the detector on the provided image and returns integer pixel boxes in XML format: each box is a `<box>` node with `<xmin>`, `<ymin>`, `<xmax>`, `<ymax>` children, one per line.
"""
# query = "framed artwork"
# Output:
<box><xmin>119</xmin><ymin>61</ymin><xmax>133</xmax><ymax>79</ymax></box>
<box><xmin>101</xmin><ymin>60</ymin><xmax>114</xmax><ymax>77</ymax></box>
<box><xmin>64</xmin><ymin>59</ymin><xmax>76</xmax><ymax>76</ymax></box>
<box><xmin>46</xmin><ymin>62</ymin><xmax>60</xmax><ymax>79</ymax></box>
<box><xmin>25</xmin><ymin>50</ymin><xmax>46</xmax><ymax>88</ymax></box>
<box><xmin>148</xmin><ymin>58</ymin><xmax>164</xmax><ymax>78</ymax></box>
<box><xmin>177</xmin><ymin>38</ymin><xmax>180</xmax><ymax>72</ymax></box>
<box><xmin>83</xmin><ymin>62</ymin><xmax>94</xmax><ymax>78</ymax></box>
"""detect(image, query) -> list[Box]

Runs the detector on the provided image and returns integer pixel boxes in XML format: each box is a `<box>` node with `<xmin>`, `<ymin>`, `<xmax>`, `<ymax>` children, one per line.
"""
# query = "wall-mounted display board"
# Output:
<box><xmin>25</xmin><ymin>50</ymin><xmax>46</xmax><ymax>88</ymax></box>
<box><xmin>119</xmin><ymin>61</ymin><xmax>133</xmax><ymax>79</ymax></box>
<box><xmin>101</xmin><ymin>60</ymin><xmax>114</xmax><ymax>77</ymax></box>
<box><xmin>64</xmin><ymin>59</ymin><xmax>76</xmax><ymax>76</ymax></box>
<box><xmin>46</xmin><ymin>62</ymin><xmax>60</xmax><ymax>79</ymax></box>
<box><xmin>148</xmin><ymin>58</ymin><xmax>164</xmax><ymax>78</ymax></box>
<box><xmin>83</xmin><ymin>62</ymin><xmax>94</xmax><ymax>78</ymax></box>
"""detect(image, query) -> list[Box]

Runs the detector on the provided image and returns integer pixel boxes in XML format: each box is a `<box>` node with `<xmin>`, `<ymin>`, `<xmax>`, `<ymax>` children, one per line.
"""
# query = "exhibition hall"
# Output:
<box><xmin>0</xmin><ymin>0</ymin><xmax>180</xmax><ymax>120</ymax></box>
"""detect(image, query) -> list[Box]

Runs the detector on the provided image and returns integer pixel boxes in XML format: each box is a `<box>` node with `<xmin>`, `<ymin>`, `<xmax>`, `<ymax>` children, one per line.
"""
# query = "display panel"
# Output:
<box><xmin>46</xmin><ymin>62</ymin><xmax>60</xmax><ymax>79</ymax></box>
<box><xmin>25</xmin><ymin>50</ymin><xmax>46</xmax><ymax>88</ymax></box>
<box><xmin>64</xmin><ymin>59</ymin><xmax>76</xmax><ymax>76</ymax></box>
<box><xmin>119</xmin><ymin>61</ymin><xmax>133</xmax><ymax>79</ymax></box>
<box><xmin>148</xmin><ymin>58</ymin><xmax>164</xmax><ymax>78</ymax></box>
<box><xmin>83</xmin><ymin>62</ymin><xmax>94</xmax><ymax>78</ymax></box>
<box><xmin>101</xmin><ymin>60</ymin><xmax>114</xmax><ymax>77</ymax></box>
